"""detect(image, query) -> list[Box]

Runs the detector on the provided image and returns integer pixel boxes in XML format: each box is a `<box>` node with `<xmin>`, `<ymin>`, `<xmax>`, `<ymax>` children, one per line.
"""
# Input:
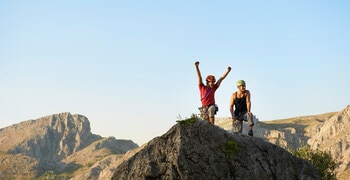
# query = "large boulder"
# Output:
<box><xmin>112</xmin><ymin>119</ymin><xmax>320</xmax><ymax>180</ymax></box>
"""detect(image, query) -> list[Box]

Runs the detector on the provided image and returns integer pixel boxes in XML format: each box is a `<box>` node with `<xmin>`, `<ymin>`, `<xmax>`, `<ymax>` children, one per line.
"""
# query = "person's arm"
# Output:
<box><xmin>246</xmin><ymin>90</ymin><xmax>252</xmax><ymax>115</ymax></box>
<box><xmin>229</xmin><ymin>92</ymin><xmax>236</xmax><ymax>119</ymax></box>
<box><xmin>216</xmin><ymin>66</ymin><xmax>231</xmax><ymax>87</ymax></box>
<box><xmin>194</xmin><ymin>61</ymin><xmax>203</xmax><ymax>85</ymax></box>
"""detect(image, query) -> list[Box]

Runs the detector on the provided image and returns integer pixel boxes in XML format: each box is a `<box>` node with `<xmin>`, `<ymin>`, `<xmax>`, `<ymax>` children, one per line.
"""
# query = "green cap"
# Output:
<box><xmin>236</xmin><ymin>80</ymin><xmax>246</xmax><ymax>86</ymax></box>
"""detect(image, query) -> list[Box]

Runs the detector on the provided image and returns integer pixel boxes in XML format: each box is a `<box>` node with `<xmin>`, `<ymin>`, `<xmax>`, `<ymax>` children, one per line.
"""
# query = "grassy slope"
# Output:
<box><xmin>259</xmin><ymin>112</ymin><xmax>337</xmax><ymax>134</ymax></box>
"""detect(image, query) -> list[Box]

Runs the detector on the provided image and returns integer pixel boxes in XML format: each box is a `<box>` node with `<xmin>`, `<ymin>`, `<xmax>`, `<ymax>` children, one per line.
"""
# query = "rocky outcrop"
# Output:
<box><xmin>111</xmin><ymin>119</ymin><xmax>320</xmax><ymax>180</ymax></box>
<box><xmin>216</xmin><ymin>115</ymin><xmax>327</xmax><ymax>150</ymax></box>
<box><xmin>0</xmin><ymin>113</ymin><xmax>102</xmax><ymax>171</ymax></box>
<box><xmin>308</xmin><ymin>105</ymin><xmax>350</xmax><ymax>175</ymax></box>
<box><xmin>0</xmin><ymin>112</ymin><xmax>138</xmax><ymax>178</ymax></box>
<box><xmin>1</xmin><ymin>113</ymin><xmax>99</xmax><ymax>155</ymax></box>
<box><xmin>216</xmin><ymin>106</ymin><xmax>350</xmax><ymax>179</ymax></box>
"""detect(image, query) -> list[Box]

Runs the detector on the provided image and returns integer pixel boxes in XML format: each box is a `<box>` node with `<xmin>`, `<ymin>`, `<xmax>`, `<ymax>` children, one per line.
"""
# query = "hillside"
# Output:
<box><xmin>216</xmin><ymin>105</ymin><xmax>350</xmax><ymax>179</ymax></box>
<box><xmin>0</xmin><ymin>112</ymin><xmax>138</xmax><ymax>179</ymax></box>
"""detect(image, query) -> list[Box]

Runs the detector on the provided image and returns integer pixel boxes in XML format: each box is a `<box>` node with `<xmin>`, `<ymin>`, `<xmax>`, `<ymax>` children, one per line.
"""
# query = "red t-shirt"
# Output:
<box><xmin>199</xmin><ymin>83</ymin><xmax>218</xmax><ymax>106</ymax></box>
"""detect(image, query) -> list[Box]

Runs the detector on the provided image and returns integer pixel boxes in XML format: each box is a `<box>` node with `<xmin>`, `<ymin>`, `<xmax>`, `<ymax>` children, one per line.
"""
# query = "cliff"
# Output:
<box><xmin>0</xmin><ymin>112</ymin><xmax>138</xmax><ymax>179</ymax></box>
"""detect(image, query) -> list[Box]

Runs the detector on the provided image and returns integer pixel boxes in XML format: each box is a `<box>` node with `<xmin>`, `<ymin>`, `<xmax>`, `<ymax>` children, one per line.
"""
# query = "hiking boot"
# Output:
<box><xmin>248</xmin><ymin>130</ymin><xmax>253</xmax><ymax>137</ymax></box>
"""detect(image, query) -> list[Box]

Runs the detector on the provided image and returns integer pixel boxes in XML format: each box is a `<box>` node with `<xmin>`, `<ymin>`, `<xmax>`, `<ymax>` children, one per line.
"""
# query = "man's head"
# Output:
<box><xmin>206</xmin><ymin>75</ymin><xmax>216</xmax><ymax>87</ymax></box>
<box><xmin>236</xmin><ymin>80</ymin><xmax>246</xmax><ymax>91</ymax></box>
<box><xmin>236</xmin><ymin>80</ymin><xmax>246</xmax><ymax>87</ymax></box>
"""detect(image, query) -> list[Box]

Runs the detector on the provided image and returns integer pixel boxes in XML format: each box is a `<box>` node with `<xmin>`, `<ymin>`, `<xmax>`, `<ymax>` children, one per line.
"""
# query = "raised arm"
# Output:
<box><xmin>194</xmin><ymin>61</ymin><xmax>203</xmax><ymax>85</ymax></box>
<box><xmin>216</xmin><ymin>66</ymin><xmax>231</xmax><ymax>87</ymax></box>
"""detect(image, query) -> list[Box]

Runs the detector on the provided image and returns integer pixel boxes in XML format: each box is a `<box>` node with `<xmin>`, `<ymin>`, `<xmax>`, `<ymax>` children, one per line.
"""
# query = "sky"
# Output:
<box><xmin>1</xmin><ymin>1</ymin><xmax>349</xmax><ymax>146</ymax></box>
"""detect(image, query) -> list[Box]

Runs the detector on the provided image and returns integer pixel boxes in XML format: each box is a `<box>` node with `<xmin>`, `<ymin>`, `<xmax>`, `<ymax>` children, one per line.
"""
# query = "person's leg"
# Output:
<box><xmin>208</xmin><ymin>105</ymin><xmax>216</xmax><ymax>124</ymax></box>
<box><xmin>245</xmin><ymin>113</ymin><xmax>255</xmax><ymax>136</ymax></box>
<box><xmin>199</xmin><ymin>106</ymin><xmax>209</xmax><ymax>121</ymax></box>
<box><xmin>232</xmin><ymin>116</ymin><xmax>243</xmax><ymax>133</ymax></box>
<box><xmin>209</xmin><ymin>117</ymin><xmax>214</xmax><ymax>124</ymax></box>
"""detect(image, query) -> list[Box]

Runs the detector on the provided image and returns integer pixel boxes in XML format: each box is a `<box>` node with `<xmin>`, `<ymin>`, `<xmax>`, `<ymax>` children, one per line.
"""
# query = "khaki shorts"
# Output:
<box><xmin>198</xmin><ymin>105</ymin><xmax>217</xmax><ymax>121</ymax></box>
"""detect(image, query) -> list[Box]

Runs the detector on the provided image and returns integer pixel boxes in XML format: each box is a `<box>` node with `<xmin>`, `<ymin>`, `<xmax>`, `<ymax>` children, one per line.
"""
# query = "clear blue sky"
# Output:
<box><xmin>1</xmin><ymin>1</ymin><xmax>349</xmax><ymax>146</ymax></box>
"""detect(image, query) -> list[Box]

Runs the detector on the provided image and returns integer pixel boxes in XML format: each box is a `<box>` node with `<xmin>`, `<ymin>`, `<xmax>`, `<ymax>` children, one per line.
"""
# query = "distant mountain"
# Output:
<box><xmin>1</xmin><ymin>106</ymin><xmax>349</xmax><ymax>179</ymax></box>
<box><xmin>111</xmin><ymin>119</ymin><xmax>320</xmax><ymax>179</ymax></box>
<box><xmin>0</xmin><ymin>112</ymin><xmax>138</xmax><ymax>179</ymax></box>
<box><xmin>216</xmin><ymin>105</ymin><xmax>350</xmax><ymax>179</ymax></box>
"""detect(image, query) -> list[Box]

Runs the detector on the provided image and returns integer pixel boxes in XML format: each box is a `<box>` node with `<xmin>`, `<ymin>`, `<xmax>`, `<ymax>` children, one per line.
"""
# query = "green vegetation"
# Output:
<box><xmin>176</xmin><ymin>118</ymin><xmax>196</xmax><ymax>128</ymax></box>
<box><xmin>290</xmin><ymin>145</ymin><xmax>336</xmax><ymax>180</ymax></box>
<box><xmin>86</xmin><ymin>162</ymin><xmax>94</xmax><ymax>167</ymax></box>
<box><xmin>222</xmin><ymin>140</ymin><xmax>241</xmax><ymax>157</ymax></box>
<box><xmin>176</xmin><ymin>113</ymin><xmax>198</xmax><ymax>128</ymax></box>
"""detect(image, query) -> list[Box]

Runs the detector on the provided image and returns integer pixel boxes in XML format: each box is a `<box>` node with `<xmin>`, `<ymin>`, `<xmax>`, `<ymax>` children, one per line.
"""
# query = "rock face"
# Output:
<box><xmin>112</xmin><ymin>120</ymin><xmax>320</xmax><ymax>180</ymax></box>
<box><xmin>216</xmin><ymin>105</ymin><xmax>350</xmax><ymax>179</ymax></box>
<box><xmin>308</xmin><ymin>105</ymin><xmax>350</xmax><ymax>176</ymax></box>
<box><xmin>0</xmin><ymin>112</ymin><xmax>138</xmax><ymax>178</ymax></box>
<box><xmin>1</xmin><ymin>113</ymin><xmax>99</xmax><ymax>160</ymax></box>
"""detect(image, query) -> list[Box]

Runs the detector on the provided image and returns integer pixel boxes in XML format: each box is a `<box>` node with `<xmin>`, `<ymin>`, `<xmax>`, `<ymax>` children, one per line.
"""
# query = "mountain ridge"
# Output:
<box><xmin>0</xmin><ymin>112</ymin><xmax>138</xmax><ymax>179</ymax></box>
<box><xmin>1</xmin><ymin>106</ymin><xmax>349</xmax><ymax>179</ymax></box>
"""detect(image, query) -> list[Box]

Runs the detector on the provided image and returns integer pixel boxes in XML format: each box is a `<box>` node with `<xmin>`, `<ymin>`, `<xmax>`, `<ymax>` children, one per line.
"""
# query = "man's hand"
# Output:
<box><xmin>195</xmin><ymin>61</ymin><xmax>199</xmax><ymax>66</ymax></box>
<box><xmin>228</xmin><ymin>66</ymin><xmax>231</xmax><ymax>71</ymax></box>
